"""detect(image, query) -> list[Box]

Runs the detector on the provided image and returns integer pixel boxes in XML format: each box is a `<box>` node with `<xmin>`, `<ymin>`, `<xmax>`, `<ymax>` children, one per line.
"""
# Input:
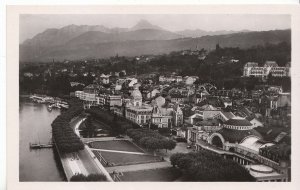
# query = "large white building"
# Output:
<box><xmin>243</xmin><ymin>61</ymin><xmax>290</xmax><ymax>78</ymax></box>
<box><xmin>75</xmin><ymin>84</ymin><xmax>100</xmax><ymax>106</ymax></box>
<box><xmin>96</xmin><ymin>93</ymin><xmax>122</xmax><ymax>108</ymax></box>
<box><xmin>159</xmin><ymin>75</ymin><xmax>183</xmax><ymax>83</ymax></box>
<box><xmin>124</xmin><ymin>85</ymin><xmax>153</xmax><ymax>125</ymax></box>
<box><xmin>151</xmin><ymin>96</ymin><xmax>184</xmax><ymax>128</ymax></box>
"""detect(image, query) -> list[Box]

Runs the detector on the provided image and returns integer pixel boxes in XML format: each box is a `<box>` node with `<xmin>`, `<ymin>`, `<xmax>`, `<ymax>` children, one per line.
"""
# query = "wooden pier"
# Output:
<box><xmin>29</xmin><ymin>142</ymin><xmax>53</xmax><ymax>149</ymax></box>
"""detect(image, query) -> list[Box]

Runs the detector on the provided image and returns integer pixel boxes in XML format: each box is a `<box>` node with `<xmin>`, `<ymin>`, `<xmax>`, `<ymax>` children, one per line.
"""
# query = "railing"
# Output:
<box><xmin>92</xmin><ymin>150</ymin><xmax>108</xmax><ymax>165</ymax></box>
<box><xmin>196</xmin><ymin>139</ymin><xmax>280</xmax><ymax>169</ymax></box>
<box><xmin>234</xmin><ymin>144</ymin><xmax>280</xmax><ymax>169</ymax></box>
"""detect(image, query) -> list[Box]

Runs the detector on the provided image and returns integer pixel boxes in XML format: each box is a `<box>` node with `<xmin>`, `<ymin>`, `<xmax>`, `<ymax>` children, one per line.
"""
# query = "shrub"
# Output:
<box><xmin>70</xmin><ymin>173</ymin><xmax>107</xmax><ymax>181</ymax></box>
<box><xmin>175</xmin><ymin>137</ymin><xmax>187</xmax><ymax>142</ymax></box>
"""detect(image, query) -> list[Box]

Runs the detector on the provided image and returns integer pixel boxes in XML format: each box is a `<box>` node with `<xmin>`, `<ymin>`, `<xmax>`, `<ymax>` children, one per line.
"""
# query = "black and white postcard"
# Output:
<box><xmin>6</xmin><ymin>4</ymin><xmax>300</xmax><ymax>190</ymax></box>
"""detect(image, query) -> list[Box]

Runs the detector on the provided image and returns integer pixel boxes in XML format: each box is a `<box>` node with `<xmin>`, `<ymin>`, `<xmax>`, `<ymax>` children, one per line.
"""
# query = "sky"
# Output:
<box><xmin>20</xmin><ymin>14</ymin><xmax>290</xmax><ymax>43</ymax></box>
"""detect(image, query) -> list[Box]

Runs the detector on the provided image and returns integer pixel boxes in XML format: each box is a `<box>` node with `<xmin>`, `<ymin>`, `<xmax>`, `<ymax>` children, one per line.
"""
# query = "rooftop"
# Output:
<box><xmin>245</xmin><ymin>165</ymin><xmax>283</xmax><ymax>179</ymax></box>
<box><xmin>224</xmin><ymin>117</ymin><xmax>252</xmax><ymax>127</ymax></box>
<box><xmin>218</xmin><ymin>127</ymin><xmax>262</xmax><ymax>143</ymax></box>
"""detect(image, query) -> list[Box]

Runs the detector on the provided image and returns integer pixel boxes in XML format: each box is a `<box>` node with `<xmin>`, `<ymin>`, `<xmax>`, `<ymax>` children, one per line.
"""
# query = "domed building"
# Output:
<box><xmin>207</xmin><ymin>117</ymin><xmax>271</xmax><ymax>152</ymax></box>
<box><xmin>130</xmin><ymin>84</ymin><xmax>143</xmax><ymax>107</ymax></box>
<box><xmin>151</xmin><ymin>96</ymin><xmax>183</xmax><ymax>128</ymax></box>
<box><xmin>124</xmin><ymin>84</ymin><xmax>153</xmax><ymax>126</ymax></box>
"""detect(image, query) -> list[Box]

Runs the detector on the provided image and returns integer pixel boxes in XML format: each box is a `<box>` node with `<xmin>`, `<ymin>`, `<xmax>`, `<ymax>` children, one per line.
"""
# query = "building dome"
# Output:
<box><xmin>223</xmin><ymin>117</ymin><xmax>253</xmax><ymax>130</ymax></box>
<box><xmin>209</xmin><ymin>116</ymin><xmax>263</xmax><ymax>144</ymax></box>
<box><xmin>216</xmin><ymin>128</ymin><xmax>263</xmax><ymax>144</ymax></box>
<box><xmin>131</xmin><ymin>89</ymin><xmax>142</xmax><ymax>100</ymax></box>
<box><xmin>131</xmin><ymin>85</ymin><xmax>142</xmax><ymax>100</ymax></box>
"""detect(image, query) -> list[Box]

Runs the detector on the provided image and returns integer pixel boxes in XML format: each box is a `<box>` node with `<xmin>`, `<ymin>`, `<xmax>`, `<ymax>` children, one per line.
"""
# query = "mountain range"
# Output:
<box><xmin>20</xmin><ymin>20</ymin><xmax>291</xmax><ymax>62</ymax></box>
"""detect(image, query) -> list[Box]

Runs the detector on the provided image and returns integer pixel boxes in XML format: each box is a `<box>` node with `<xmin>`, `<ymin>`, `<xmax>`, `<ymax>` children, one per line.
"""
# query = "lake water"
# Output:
<box><xmin>19</xmin><ymin>101</ymin><xmax>65</xmax><ymax>181</ymax></box>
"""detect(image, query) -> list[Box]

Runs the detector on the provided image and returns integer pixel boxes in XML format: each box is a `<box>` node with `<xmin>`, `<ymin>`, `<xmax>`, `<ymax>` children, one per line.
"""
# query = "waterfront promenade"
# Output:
<box><xmin>57</xmin><ymin>115</ymin><xmax>113</xmax><ymax>181</ymax></box>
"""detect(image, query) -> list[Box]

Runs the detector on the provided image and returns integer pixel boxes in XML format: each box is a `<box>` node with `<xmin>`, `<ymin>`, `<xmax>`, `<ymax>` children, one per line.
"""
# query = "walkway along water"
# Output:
<box><xmin>54</xmin><ymin>115</ymin><xmax>114</xmax><ymax>181</ymax></box>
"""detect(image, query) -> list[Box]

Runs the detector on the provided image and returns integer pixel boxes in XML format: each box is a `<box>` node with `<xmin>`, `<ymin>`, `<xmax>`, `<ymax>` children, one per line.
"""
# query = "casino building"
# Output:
<box><xmin>124</xmin><ymin>84</ymin><xmax>153</xmax><ymax>125</ymax></box>
<box><xmin>195</xmin><ymin>117</ymin><xmax>290</xmax><ymax>181</ymax></box>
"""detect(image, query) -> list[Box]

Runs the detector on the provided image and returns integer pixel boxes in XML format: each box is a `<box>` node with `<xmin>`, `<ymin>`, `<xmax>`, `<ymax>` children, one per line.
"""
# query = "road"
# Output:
<box><xmin>64</xmin><ymin>115</ymin><xmax>113</xmax><ymax>181</ymax></box>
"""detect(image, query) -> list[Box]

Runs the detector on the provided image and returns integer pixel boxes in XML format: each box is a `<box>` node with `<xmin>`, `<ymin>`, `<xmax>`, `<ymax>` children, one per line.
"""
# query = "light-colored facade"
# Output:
<box><xmin>125</xmin><ymin>106</ymin><xmax>153</xmax><ymax>125</ymax></box>
<box><xmin>75</xmin><ymin>90</ymin><xmax>97</xmax><ymax>102</ymax></box>
<box><xmin>243</xmin><ymin>61</ymin><xmax>290</xmax><ymax>78</ymax></box>
<box><xmin>151</xmin><ymin>96</ymin><xmax>184</xmax><ymax>128</ymax></box>
<box><xmin>125</xmin><ymin>85</ymin><xmax>153</xmax><ymax>125</ymax></box>
<box><xmin>99</xmin><ymin>74</ymin><xmax>110</xmax><ymax>84</ymax></box>
<box><xmin>184</xmin><ymin>76</ymin><xmax>198</xmax><ymax>85</ymax></box>
<box><xmin>97</xmin><ymin>93</ymin><xmax>122</xmax><ymax>108</ymax></box>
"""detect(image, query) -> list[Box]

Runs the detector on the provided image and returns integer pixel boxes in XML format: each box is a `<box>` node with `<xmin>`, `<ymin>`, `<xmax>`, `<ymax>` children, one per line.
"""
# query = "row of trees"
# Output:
<box><xmin>52</xmin><ymin>99</ymin><xmax>85</xmax><ymax>153</ymax></box>
<box><xmin>170</xmin><ymin>151</ymin><xmax>255</xmax><ymax>181</ymax></box>
<box><xmin>127</xmin><ymin>129</ymin><xmax>176</xmax><ymax>152</ymax></box>
<box><xmin>70</xmin><ymin>173</ymin><xmax>107</xmax><ymax>181</ymax></box>
<box><xmin>83</xmin><ymin>115</ymin><xmax>97</xmax><ymax>138</ymax></box>
<box><xmin>85</xmin><ymin>108</ymin><xmax>140</xmax><ymax>136</ymax></box>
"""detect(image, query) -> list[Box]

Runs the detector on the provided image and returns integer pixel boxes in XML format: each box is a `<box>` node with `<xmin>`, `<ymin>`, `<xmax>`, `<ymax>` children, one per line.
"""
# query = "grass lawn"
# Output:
<box><xmin>119</xmin><ymin>167</ymin><xmax>182</xmax><ymax>181</ymax></box>
<box><xmin>89</xmin><ymin>140</ymin><xmax>144</xmax><ymax>153</ymax></box>
<box><xmin>95</xmin><ymin>150</ymin><xmax>162</xmax><ymax>166</ymax></box>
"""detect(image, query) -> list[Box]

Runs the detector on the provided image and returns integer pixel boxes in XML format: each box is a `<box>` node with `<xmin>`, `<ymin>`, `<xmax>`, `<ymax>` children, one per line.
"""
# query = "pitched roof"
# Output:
<box><xmin>224</xmin><ymin>117</ymin><xmax>252</xmax><ymax>126</ymax></box>
<box><xmin>221</xmin><ymin>111</ymin><xmax>235</xmax><ymax>120</ymax></box>
<box><xmin>200</xmin><ymin>104</ymin><xmax>218</xmax><ymax>111</ymax></box>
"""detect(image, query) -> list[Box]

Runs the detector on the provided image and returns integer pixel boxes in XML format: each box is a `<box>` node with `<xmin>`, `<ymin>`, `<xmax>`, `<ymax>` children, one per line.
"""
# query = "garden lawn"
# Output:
<box><xmin>97</xmin><ymin>151</ymin><xmax>162</xmax><ymax>166</ymax></box>
<box><xmin>119</xmin><ymin>167</ymin><xmax>182</xmax><ymax>181</ymax></box>
<box><xmin>89</xmin><ymin>140</ymin><xmax>144</xmax><ymax>153</ymax></box>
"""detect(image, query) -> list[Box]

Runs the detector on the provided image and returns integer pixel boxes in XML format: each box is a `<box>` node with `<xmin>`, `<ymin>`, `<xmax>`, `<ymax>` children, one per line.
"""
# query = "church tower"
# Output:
<box><xmin>173</xmin><ymin>104</ymin><xmax>183</xmax><ymax>127</ymax></box>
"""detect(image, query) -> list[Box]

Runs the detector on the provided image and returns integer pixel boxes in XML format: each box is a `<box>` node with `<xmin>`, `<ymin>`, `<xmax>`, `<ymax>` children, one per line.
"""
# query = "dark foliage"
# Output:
<box><xmin>170</xmin><ymin>151</ymin><xmax>255</xmax><ymax>181</ymax></box>
<box><xmin>70</xmin><ymin>173</ymin><xmax>107</xmax><ymax>181</ymax></box>
<box><xmin>51</xmin><ymin>99</ymin><xmax>84</xmax><ymax>153</ymax></box>
<box><xmin>127</xmin><ymin>129</ymin><xmax>176</xmax><ymax>151</ymax></box>
<box><xmin>85</xmin><ymin>108</ymin><xmax>140</xmax><ymax>136</ymax></box>
<box><xmin>174</xmin><ymin>137</ymin><xmax>187</xmax><ymax>143</ymax></box>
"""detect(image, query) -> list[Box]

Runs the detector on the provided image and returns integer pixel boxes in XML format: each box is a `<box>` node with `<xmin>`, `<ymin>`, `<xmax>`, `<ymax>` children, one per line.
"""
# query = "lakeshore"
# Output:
<box><xmin>19</xmin><ymin>101</ymin><xmax>65</xmax><ymax>181</ymax></box>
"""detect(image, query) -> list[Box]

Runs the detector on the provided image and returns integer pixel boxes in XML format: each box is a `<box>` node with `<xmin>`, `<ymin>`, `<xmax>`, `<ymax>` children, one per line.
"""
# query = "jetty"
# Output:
<box><xmin>29</xmin><ymin>142</ymin><xmax>53</xmax><ymax>149</ymax></box>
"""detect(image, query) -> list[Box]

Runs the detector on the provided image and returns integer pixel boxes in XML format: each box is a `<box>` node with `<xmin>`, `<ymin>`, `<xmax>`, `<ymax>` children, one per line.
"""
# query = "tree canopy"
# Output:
<box><xmin>70</xmin><ymin>173</ymin><xmax>107</xmax><ymax>181</ymax></box>
<box><xmin>52</xmin><ymin>99</ymin><xmax>84</xmax><ymax>153</ymax></box>
<box><xmin>127</xmin><ymin>129</ymin><xmax>176</xmax><ymax>151</ymax></box>
<box><xmin>170</xmin><ymin>151</ymin><xmax>255</xmax><ymax>181</ymax></box>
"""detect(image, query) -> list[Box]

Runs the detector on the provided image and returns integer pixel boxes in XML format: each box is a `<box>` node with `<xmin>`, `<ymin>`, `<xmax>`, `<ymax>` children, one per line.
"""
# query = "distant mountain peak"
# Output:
<box><xmin>131</xmin><ymin>19</ymin><xmax>163</xmax><ymax>31</ymax></box>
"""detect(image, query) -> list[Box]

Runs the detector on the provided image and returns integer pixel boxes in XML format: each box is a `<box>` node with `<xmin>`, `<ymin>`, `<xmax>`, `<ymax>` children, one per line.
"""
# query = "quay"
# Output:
<box><xmin>29</xmin><ymin>142</ymin><xmax>53</xmax><ymax>149</ymax></box>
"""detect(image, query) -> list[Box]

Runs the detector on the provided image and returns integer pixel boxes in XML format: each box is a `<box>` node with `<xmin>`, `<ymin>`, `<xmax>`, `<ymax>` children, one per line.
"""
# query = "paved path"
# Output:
<box><xmin>106</xmin><ymin>161</ymin><xmax>171</xmax><ymax>173</ymax></box>
<box><xmin>74</xmin><ymin>117</ymin><xmax>86</xmax><ymax>137</ymax></box>
<box><xmin>66</xmin><ymin>153</ymin><xmax>88</xmax><ymax>176</ymax></box>
<box><xmin>90</xmin><ymin>148</ymin><xmax>147</xmax><ymax>155</ymax></box>
<box><xmin>82</xmin><ymin>137</ymin><xmax>130</xmax><ymax>143</ymax></box>
<box><xmin>64</xmin><ymin>115</ymin><xmax>114</xmax><ymax>181</ymax></box>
